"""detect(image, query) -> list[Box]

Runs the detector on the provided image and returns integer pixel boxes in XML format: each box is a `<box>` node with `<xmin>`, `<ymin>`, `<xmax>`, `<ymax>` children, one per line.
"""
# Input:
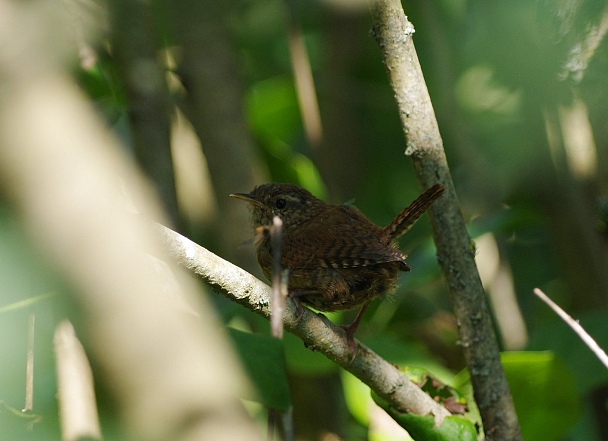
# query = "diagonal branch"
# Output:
<box><xmin>158</xmin><ymin>225</ymin><xmax>451</xmax><ymax>425</ymax></box>
<box><xmin>534</xmin><ymin>288</ymin><xmax>608</xmax><ymax>369</ymax></box>
<box><xmin>368</xmin><ymin>1</ymin><xmax>522</xmax><ymax>439</ymax></box>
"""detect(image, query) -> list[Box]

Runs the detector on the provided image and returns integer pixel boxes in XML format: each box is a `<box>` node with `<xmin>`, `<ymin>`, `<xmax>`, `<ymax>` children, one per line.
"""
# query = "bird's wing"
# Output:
<box><xmin>282</xmin><ymin>204</ymin><xmax>407</xmax><ymax>270</ymax></box>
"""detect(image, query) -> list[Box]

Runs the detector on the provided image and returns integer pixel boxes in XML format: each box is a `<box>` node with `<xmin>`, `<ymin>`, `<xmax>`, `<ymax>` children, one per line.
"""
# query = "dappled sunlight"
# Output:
<box><xmin>475</xmin><ymin>233</ymin><xmax>528</xmax><ymax>350</ymax></box>
<box><xmin>171</xmin><ymin>109</ymin><xmax>217</xmax><ymax>225</ymax></box>
<box><xmin>455</xmin><ymin>65</ymin><xmax>522</xmax><ymax>115</ymax></box>
<box><xmin>559</xmin><ymin>97</ymin><xmax>598</xmax><ymax>181</ymax></box>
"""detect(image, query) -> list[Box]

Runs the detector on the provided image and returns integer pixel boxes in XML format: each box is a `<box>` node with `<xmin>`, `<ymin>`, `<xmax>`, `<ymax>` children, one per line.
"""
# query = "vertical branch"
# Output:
<box><xmin>368</xmin><ymin>1</ymin><xmax>522</xmax><ymax>439</ymax></box>
<box><xmin>284</xmin><ymin>0</ymin><xmax>324</xmax><ymax>149</ymax></box>
<box><xmin>172</xmin><ymin>0</ymin><xmax>262</xmax><ymax>270</ymax></box>
<box><xmin>270</xmin><ymin>216</ymin><xmax>286</xmax><ymax>339</ymax></box>
<box><xmin>268</xmin><ymin>216</ymin><xmax>293</xmax><ymax>441</ymax></box>
<box><xmin>109</xmin><ymin>0</ymin><xmax>180</xmax><ymax>226</ymax></box>
<box><xmin>55</xmin><ymin>321</ymin><xmax>102</xmax><ymax>441</ymax></box>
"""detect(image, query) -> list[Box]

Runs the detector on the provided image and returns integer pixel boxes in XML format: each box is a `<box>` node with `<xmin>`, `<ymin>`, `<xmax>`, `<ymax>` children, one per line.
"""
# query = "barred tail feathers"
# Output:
<box><xmin>383</xmin><ymin>184</ymin><xmax>445</xmax><ymax>241</ymax></box>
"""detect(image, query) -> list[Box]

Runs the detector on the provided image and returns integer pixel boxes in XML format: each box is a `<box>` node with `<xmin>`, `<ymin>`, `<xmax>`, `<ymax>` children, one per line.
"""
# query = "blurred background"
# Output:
<box><xmin>1</xmin><ymin>0</ymin><xmax>608</xmax><ymax>440</ymax></box>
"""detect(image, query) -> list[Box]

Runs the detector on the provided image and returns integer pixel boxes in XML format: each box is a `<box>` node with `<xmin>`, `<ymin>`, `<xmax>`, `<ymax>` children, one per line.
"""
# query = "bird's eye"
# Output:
<box><xmin>275</xmin><ymin>198</ymin><xmax>287</xmax><ymax>209</ymax></box>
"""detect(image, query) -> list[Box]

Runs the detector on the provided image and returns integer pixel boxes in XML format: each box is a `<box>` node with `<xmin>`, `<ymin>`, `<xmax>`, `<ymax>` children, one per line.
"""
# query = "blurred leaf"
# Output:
<box><xmin>76</xmin><ymin>60</ymin><xmax>117</xmax><ymax>102</ymax></box>
<box><xmin>456</xmin><ymin>351</ymin><xmax>581</xmax><ymax>441</ymax></box>
<box><xmin>283</xmin><ymin>330</ymin><xmax>337</xmax><ymax>376</ymax></box>
<box><xmin>362</xmin><ymin>334</ymin><xmax>456</xmax><ymax>383</ymax></box>
<box><xmin>342</xmin><ymin>370</ymin><xmax>372</xmax><ymax>426</ymax></box>
<box><xmin>527</xmin><ymin>312</ymin><xmax>608</xmax><ymax>393</ymax></box>
<box><xmin>290</xmin><ymin>153</ymin><xmax>327</xmax><ymax>200</ymax></box>
<box><xmin>227</xmin><ymin>328</ymin><xmax>291</xmax><ymax>411</ymax></box>
<box><xmin>0</xmin><ymin>401</ymin><xmax>43</xmax><ymax>440</ymax></box>
<box><xmin>372</xmin><ymin>390</ymin><xmax>478</xmax><ymax>441</ymax></box>
<box><xmin>0</xmin><ymin>209</ymin><xmax>60</xmax><ymax>304</ymax></box>
<box><xmin>456</xmin><ymin>64</ymin><xmax>522</xmax><ymax>117</ymax></box>
<box><xmin>0</xmin><ymin>401</ymin><xmax>42</xmax><ymax>422</ymax></box>
<box><xmin>568</xmin><ymin>399</ymin><xmax>602</xmax><ymax>441</ymax></box>
<box><xmin>463</xmin><ymin>1</ymin><xmax>566</xmax><ymax>102</ymax></box>
<box><xmin>501</xmin><ymin>351</ymin><xmax>581</xmax><ymax>441</ymax></box>
<box><xmin>245</xmin><ymin>76</ymin><xmax>300</xmax><ymax>143</ymax></box>
<box><xmin>342</xmin><ymin>359</ymin><xmax>472</xmax><ymax>440</ymax></box>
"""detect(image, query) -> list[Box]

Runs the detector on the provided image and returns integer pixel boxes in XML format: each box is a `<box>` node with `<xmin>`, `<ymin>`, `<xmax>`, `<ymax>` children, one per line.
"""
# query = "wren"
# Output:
<box><xmin>230</xmin><ymin>182</ymin><xmax>444</xmax><ymax>355</ymax></box>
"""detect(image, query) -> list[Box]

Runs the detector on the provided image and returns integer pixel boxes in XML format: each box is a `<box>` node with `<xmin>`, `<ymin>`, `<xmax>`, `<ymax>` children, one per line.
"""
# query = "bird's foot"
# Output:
<box><xmin>339</xmin><ymin>323</ymin><xmax>358</xmax><ymax>363</ymax></box>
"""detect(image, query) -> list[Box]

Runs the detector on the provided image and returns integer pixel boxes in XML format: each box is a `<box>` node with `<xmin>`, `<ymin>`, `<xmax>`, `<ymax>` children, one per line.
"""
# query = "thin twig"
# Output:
<box><xmin>268</xmin><ymin>216</ymin><xmax>288</xmax><ymax>441</ymax></box>
<box><xmin>268</xmin><ymin>216</ymin><xmax>295</xmax><ymax>441</ymax></box>
<box><xmin>24</xmin><ymin>309</ymin><xmax>35</xmax><ymax>415</ymax></box>
<box><xmin>284</xmin><ymin>0</ymin><xmax>323</xmax><ymax>148</ymax></box>
<box><xmin>270</xmin><ymin>216</ymin><xmax>285</xmax><ymax>340</ymax></box>
<box><xmin>533</xmin><ymin>288</ymin><xmax>608</xmax><ymax>370</ymax></box>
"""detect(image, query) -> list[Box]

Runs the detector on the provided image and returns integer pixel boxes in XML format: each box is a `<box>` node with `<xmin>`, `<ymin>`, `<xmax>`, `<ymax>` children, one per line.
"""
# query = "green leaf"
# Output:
<box><xmin>290</xmin><ymin>153</ymin><xmax>327</xmax><ymax>201</ymax></box>
<box><xmin>453</xmin><ymin>351</ymin><xmax>581</xmax><ymax>441</ymax></box>
<box><xmin>341</xmin><ymin>370</ymin><xmax>373</xmax><ymax>426</ymax></box>
<box><xmin>0</xmin><ymin>401</ymin><xmax>43</xmax><ymax>438</ymax></box>
<box><xmin>283</xmin><ymin>330</ymin><xmax>337</xmax><ymax>376</ymax></box>
<box><xmin>453</xmin><ymin>351</ymin><xmax>582</xmax><ymax>440</ymax></box>
<box><xmin>399</xmin><ymin>366</ymin><xmax>468</xmax><ymax>416</ymax></box>
<box><xmin>343</xmin><ymin>365</ymin><xmax>476</xmax><ymax>441</ymax></box>
<box><xmin>372</xmin><ymin>391</ymin><xmax>478</xmax><ymax>441</ymax></box>
<box><xmin>227</xmin><ymin>328</ymin><xmax>291</xmax><ymax>411</ymax></box>
<box><xmin>362</xmin><ymin>335</ymin><xmax>456</xmax><ymax>383</ymax></box>
<box><xmin>501</xmin><ymin>351</ymin><xmax>581</xmax><ymax>441</ymax></box>
<box><xmin>527</xmin><ymin>312</ymin><xmax>608</xmax><ymax>393</ymax></box>
<box><xmin>245</xmin><ymin>76</ymin><xmax>300</xmax><ymax>142</ymax></box>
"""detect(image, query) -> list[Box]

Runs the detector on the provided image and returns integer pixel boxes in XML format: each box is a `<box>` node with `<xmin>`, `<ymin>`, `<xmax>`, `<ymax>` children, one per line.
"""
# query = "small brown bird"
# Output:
<box><xmin>231</xmin><ymin>182</ymin><xmax>444</xmax><ymax>354</ymax></box>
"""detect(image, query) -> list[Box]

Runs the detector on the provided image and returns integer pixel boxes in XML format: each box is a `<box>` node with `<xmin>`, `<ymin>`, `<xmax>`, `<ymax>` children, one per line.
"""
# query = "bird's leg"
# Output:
<box><xmin>340</xmin><ymin>302</ymin><xmax>369</xmax><ymax>361</ymax></box>
<box><xmin>288</xmin><ymin>289</ymin><xmax>321</xmax><ymax>323</ymax></box>
<box><xmin>290</xmin><ymin>296</ymin><xmax>305</xmax><ymax>323</ymax></box>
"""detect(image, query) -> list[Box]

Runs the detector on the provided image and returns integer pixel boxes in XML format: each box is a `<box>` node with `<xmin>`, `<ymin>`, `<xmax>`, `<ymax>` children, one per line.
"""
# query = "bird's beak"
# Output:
<box><xmin>229</xmin><ymin>192</ymin><xmax>264</xmax><ymax>207</ymax></box>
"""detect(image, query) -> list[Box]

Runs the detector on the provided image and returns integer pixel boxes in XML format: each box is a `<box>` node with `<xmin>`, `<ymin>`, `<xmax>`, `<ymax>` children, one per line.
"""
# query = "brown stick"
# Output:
<box><xmin>368</xmin><ymin>1</ymin><xmax>522</xmax><ymax>439</ymax></box>
<box><xmin>270</xmin><ymin>216</ymin><xmax>286</xmax><ymax>340</ymax></box>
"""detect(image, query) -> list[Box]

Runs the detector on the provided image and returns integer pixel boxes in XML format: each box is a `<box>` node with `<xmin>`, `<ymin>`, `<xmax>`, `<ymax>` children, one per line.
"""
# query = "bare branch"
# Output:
<box><xmin>368</xmin><ymin>1</ymin><xmax>522</xmax><ymax>439</ymax></box>
<box><xmin>534</xmin><ymin>288</ymin><xmax>608</xmax><ymax>370</ymax></box>
<box><xmin>54</xmin><ymin>320</ymin><xmax>102</xmax><ymax>441</ymax></box>
<box><xmin>158</xmin><ymin>225</ymin><xmax>452</xmax><ymax>425</ymax></box>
